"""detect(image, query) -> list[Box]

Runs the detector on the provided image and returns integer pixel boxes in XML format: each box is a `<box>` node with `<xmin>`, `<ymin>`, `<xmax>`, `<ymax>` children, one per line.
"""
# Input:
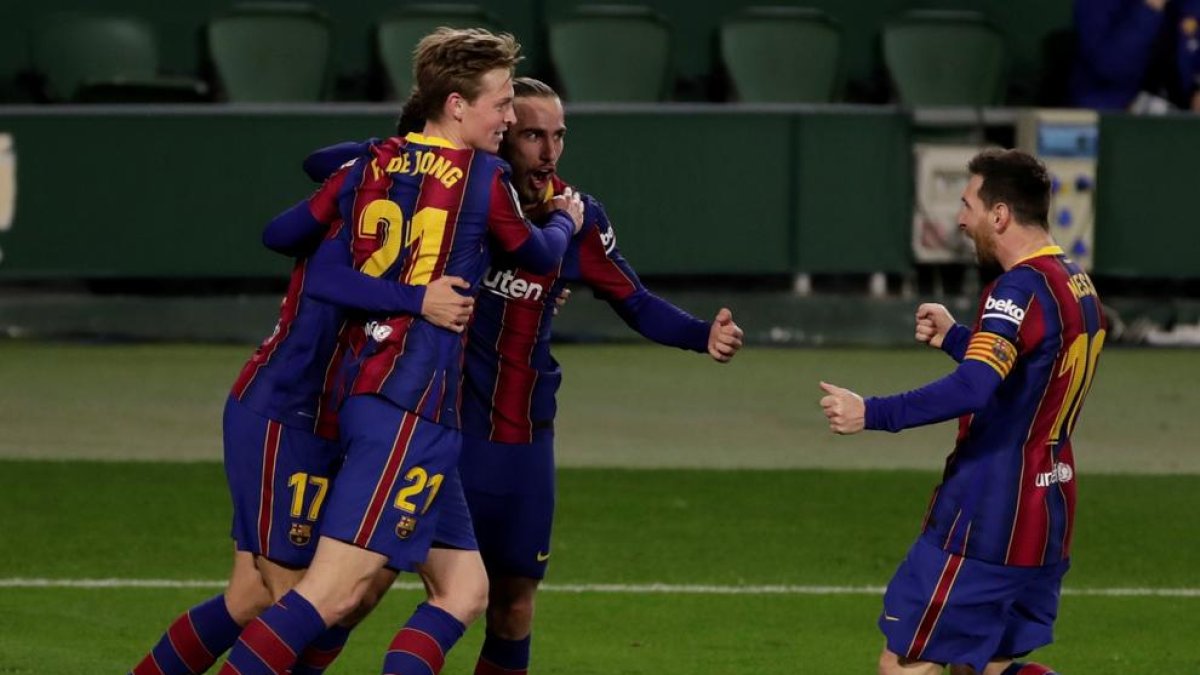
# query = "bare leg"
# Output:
<box><xmin>416</xmin><ymin>547</ymin><xmax>489</xmax><ymax>625</ymax></box>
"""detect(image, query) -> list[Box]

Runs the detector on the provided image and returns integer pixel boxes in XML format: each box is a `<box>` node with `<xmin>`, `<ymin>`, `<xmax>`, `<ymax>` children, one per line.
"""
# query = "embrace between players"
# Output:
<box><xmin>130</xmin><ymin>27</ymin><xmax>1102</xmax><ymax>675</ymax></box>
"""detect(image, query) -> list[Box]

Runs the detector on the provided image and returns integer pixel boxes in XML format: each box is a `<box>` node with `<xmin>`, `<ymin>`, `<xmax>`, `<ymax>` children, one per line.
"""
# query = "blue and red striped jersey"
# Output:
<box><xmin>461</xmin><ymin>177</ymin><xmax>710</xmax><ymax>444</ymax></box>
<box><xmin>229</xmin><ymin>257</ymin><xmax>344</xmax><ymax>440</ymax></box>
<box><xmin>921</xmin><ymin>246</ymin><xmax>1106</xmax><ymax>566</ymax></box>
<box><xmin>230</xmin><ymin>169</ymin><xmax>380</xmax><ymax>440</ymax></box>
<box><xmin>306</xmin><ymin>133</ymin><xmax>574</xmax><ymax>428</ymax></box>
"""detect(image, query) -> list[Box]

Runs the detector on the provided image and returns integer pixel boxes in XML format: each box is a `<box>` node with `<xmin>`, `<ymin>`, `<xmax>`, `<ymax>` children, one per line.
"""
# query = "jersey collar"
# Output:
<box><xmin>404</xmin><ymin>131</ymin><xmax>460</xmax><ymax>149</ymax></box>
<box><xmin>1013</xmin><ymin>245</ymin><xmax>1064</xmax><ymax>267</ymax></box>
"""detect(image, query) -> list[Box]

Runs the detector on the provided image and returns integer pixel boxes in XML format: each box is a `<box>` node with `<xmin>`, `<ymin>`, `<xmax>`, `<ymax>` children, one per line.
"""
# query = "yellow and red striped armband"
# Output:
<box><xmin>964</xmin><ymin>331</ymin><xmax>1018</xmax><ymax>378</ymax></box>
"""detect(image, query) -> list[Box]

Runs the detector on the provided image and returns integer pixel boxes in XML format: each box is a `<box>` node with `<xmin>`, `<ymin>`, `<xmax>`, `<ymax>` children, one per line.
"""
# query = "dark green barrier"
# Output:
<box><xmin>557</xmin><ymin>110</ymin><xmax>793</xmax><ymax>274</ymax></box>
<box><xmin>0</xmin><ymin>107</ymin><xmax>392</xmax><ymax>277</ymax></box>
<box><xmin>793</xmin><ymin>111</ymin><xmax>911</xmax><ymax>274</ymax></box>
<box><xmin>1095</xmin><ymin>115</ymin><xmax>1200</xmax><ymax>278</ymax></box>
<box><xmin>0</xmin><ymin>104</ymin><xmax>915</xmax><ymax>279</ymax></box>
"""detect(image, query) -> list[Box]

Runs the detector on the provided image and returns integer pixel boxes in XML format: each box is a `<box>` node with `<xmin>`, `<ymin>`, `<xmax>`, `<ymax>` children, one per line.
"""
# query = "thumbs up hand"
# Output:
<box><xmin>819</xmin><ymin>381</ymin><xmax>866</xmax><ymax>435</ymax></box>
<box><xmin>707</xmin><ymin>307</ymin><xmax>743</xmax><ymax>363</ymax></box>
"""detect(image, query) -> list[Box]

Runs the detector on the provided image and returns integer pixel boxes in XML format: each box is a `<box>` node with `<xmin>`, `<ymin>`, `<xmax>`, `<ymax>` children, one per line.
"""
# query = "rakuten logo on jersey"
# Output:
<box><xmin>983</xmin><ymin>296</ymin><xmax>1026</xmax><ymax>325</ymax></box>
<box><xmin>483</xmin><ymin>268</ymin><xmax>543</xmax><ymax>301</ymax></box>
<box><xmin>1035</xmin><ymin>462</ymin><xmax>1074</xmax><ymax>488</ymax></box>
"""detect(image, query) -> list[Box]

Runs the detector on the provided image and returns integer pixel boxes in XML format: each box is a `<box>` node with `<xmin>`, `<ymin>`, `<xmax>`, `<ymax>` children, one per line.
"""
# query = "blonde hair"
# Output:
<box><xmin>410</xmin><ymin>27</ymin><xmax>522</xmax><ymax>122</ymax></box>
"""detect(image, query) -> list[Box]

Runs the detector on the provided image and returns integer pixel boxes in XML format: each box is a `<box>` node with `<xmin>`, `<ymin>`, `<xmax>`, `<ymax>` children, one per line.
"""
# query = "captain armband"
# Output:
<box><xmin>963</xmin><ymin>331</ymin><xmax>1017</xmax><ymax>378</ymax></box>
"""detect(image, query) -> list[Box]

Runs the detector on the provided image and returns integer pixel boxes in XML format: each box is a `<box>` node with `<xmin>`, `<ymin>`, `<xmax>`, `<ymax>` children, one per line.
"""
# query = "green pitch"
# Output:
<box><xmin>1</xmin><ymin>342</ymin><xmax>1198</xmax><ymax>673</ymax></box>
<box><xmin>0</xmin><ymin>463</ymin><xmax>1197</xmax><ymax>673</ymax></box>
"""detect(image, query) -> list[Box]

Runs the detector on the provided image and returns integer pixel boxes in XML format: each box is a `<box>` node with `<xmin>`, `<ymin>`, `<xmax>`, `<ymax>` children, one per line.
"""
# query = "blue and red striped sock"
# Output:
<box><xmin>130</xmin><ymin>594</ymin><xmax>242</xmax><ymax>674</ymax></box>
<box><xmin>291</xmin><ymin>624</ymin><xmax>352</xmax><ymax>674</ymax></box>
<box><xmin>381</xmin><ymin>603</ymin><xmax>466</xmax><ymax>675</ymax></box>
<box><xmin>474</xmin><ymin>632</ymin><xmax>531</xmax><ymax>675</ymax></box>
<box><xmin>1001</xmin><ymin>663</ymin><xmax>1058</xmax><ymax>675</ymax></box>
<box><xmin>217</xmin><ymin>590</ymin><xmax>326</xmax><ymax>675</ymax></box>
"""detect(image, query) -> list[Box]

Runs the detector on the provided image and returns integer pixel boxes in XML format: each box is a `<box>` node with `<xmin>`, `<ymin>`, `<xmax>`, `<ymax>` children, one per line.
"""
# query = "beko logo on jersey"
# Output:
<box><xmin>365</xmin><ymin>321</ymin><xmax>393</xmax><ymax>342</ymax></box>
<box><xmin>983</xmin><ymin>296</ymin><xmax>1025</xmax><ymax>324</ymax></box>
<box><xmin>1035</xmin><ymin>462</ymin><xmax>1074</xmax><ymax>487</ymax></box>
<box><xmin>483</xmin><ymin>268</ymin><xmax>543</xmax><ymax>301</ymax></box>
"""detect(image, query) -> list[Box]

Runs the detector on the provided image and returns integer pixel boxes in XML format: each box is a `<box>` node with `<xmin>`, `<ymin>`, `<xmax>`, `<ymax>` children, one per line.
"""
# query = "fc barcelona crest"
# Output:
<box><xmin>289</xmin><ymin>522</ymin><xmax>313</xmax><ymax>546</ymax></box>
<box><xmin>991</xmin><ymin>338</ymin><xmax>1011</xmax><ymax>363</ymax></box>
<box><xmin>396</xmin><ymin>516</ymin><xmax>418</xmax><ymax>540</ymax></box>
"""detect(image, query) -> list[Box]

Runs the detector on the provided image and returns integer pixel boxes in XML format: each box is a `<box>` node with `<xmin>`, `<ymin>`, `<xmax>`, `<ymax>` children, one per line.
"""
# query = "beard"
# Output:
<box><xmin>972</xmin><ymin>231</ymin><xmax>1003</xmax><ymax>280</ymax></box>
<box><xmin>971</xmin><ymin>228</ymin><xmax>997</xmax><ymax>266</ymax></box>
<box><xmin>514</xmin><ymin>176</ymin><xmax>540</xmax><ymax>206</ymax></box>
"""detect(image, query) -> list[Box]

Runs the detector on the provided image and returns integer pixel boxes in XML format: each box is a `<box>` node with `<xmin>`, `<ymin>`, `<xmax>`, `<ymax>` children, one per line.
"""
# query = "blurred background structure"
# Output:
<box><xmin>0</xmin><ymin>0</ymin><xmax>1197</xmax><ymax>346</ymax></box>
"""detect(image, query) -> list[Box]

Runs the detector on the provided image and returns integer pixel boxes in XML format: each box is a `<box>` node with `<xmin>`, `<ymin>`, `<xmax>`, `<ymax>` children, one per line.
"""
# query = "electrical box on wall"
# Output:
<box><xmin>1017</xmin><ymin>110</ymin><xmax>1098</xmax><ymax>270</ymax></box>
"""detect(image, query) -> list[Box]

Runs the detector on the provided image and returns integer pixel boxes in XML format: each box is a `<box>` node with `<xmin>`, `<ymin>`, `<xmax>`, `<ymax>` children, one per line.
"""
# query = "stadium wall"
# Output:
<box><xmin>0</xmin><ymin>104</ymin><xmax>914</xmax><ymax>279</ymax></box>
<box><xmin>1</xmin><ymin>106</ymin><xmax>1199</xmax><ymax>281</ymax></box>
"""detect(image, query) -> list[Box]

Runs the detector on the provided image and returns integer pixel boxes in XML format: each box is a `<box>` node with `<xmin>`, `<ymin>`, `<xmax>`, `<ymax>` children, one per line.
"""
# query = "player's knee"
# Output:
<box><xmin>876</xmin><ymin>648</ymin><xmax>912</xmax><ymax>675</ymax></box>
<box><xmin>339</xmin><ymin>581</ymin><xmax>389</xmax><ymax>628</ymax></box>
<box><xmin>877</xmin><ymin>651</ymin><xmax>942</xmax><ymax>675</ymax></box>
<box><xmin>223</xmin><ymin>583</ymin><xmax>274</xmax><ymax>625</ymax></box>
<box><xmin>319</xmin><ymin>582</ymin><xmax>375</xmax><ymax>624</ymax></box>
<box><xmin>877</xmin><ymin>649</ymin><xmax>894</xmax><ymax>675</ymax></box>
<box><xmin>486</xmin><ymin>593</ymin><xmax>535</xmax><ymax>639</ymax></box>
<box><xmin>430</xmin><ymin>574</ymin><xmax>489</xmax><ymax>625</ymax></box>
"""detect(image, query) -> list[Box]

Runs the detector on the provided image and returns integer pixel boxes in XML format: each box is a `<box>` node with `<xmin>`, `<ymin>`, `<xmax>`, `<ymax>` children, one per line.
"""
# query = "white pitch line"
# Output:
<box><xmin>1</xmin><ymin>578</ymin><xmax>1198</xmax><ymax>598</ymax></box>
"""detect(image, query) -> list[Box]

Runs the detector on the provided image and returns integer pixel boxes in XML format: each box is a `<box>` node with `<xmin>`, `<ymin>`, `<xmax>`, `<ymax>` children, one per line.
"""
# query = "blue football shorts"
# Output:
<box><xmin>224</xmin><ymin>396</ymin><xmax>342</xmax><ymax>567</ymax></box>
<box><xmin>879</xmin><ymin>535</ymin><xmax>1069</xmax><ymax>672</ymax></box>
<box><xmin>319</xmin><ymin>394</ymin><xmax>476</xmax><ymax>572</ymax></box>
<box><xmin>459</xmin><ymin>431</ymin><xmax>555</xmax><ymax>579</ymax></box>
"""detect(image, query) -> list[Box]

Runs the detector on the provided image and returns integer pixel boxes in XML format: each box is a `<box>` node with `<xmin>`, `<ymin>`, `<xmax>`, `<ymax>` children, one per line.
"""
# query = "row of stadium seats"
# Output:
<box><xmin>10</xmin><ymin>3</ymin><xmax>1008</xmax><ymax>105</ymax></box>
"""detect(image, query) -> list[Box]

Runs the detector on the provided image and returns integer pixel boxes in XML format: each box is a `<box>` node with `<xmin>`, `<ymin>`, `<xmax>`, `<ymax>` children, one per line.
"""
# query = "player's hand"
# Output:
<box><xmin>421</xmin><ymin>276</ymin><xmax>474</xmax><ymax>333</ymax></box>
<box><xmin>819</xmin><ymin>381</ymin><xmax>865</xmax><ymax>434</ymax></box>
<box><xmin>915</xmin><ymin>303</ymin><xmax>955</xmax><ymax>349</ymax></box>
<box><xmin>553</xmin><ymin>287</ymin><xmax>571</xmax><ymax>316</ymax></box>
<box><xmin>708</xmin><ymin>307</ymin><xmax>743</xmax><ymax>363</ymax></box>
<box><xmin>551</xmin><ymin>187</ymin><xmax>585</xmax><ymax>234</ymax></box>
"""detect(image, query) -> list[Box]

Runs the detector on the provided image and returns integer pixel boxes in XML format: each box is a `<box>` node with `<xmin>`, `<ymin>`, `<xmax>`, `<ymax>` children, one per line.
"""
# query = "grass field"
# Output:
<box><xmin>1</xmin><ymin>342</ymin><xmax>1199</xmax><ymax>673</ymax></box>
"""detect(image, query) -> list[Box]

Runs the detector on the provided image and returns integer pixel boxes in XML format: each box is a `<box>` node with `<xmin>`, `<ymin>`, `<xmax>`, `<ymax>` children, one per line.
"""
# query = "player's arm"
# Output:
<box><xmin>263</xmin><ymin>140</ymin><xmax>376</xmax><ymax>257</ymax></box>
<box><xmin>305</xmin><ymin>234</ymin><xmax>474</xmax><ymax>331</ymax></box>
<box><xmin>296</xmin><ymin>167</ymin><xmax>471</xmax><ymax>329</ymax></box>
<box><xmin>823</xmin><ymin>280</ymin><xmax>1034</xmax><ymax>434</ymax></box>
<box><xmin>262</xmin><ymin>200</ymin><xmax>330</xmax><ymax>258</ymax></box>
<box><xmin>861</xmin><ymin>351</ymin><xmax>1008</xmax><ymax>432</ymax></box>
<box><xmin>487</xmin><ymin>169</ymin><xmax>581</xmax><ymax>274</ymax></box>
<box><xmin>302</xmin><ymin>139</ymin><xmax>376</xmax><ymax>183</ymax></box>
<box><xmin>576</xmin><ymin>200</ymin><xmax>713</xmax><ymax>354</ymax></box>
<box><xmin>305</xmin><ymin>237</ymin><xmax>426</xmax><ymax>315</ymax></box>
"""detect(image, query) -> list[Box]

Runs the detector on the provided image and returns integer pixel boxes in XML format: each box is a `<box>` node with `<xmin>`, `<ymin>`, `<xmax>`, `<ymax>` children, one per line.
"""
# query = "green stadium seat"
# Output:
<box><xmin>29</xmin><ymin>14</ymin><xmax>187</xmax><ymax>102</ymax></box>
<box><xmin>720</xmin><ymin>6</ymin><xmax>842</xmax><ymax>103</ymax></box>
<box><xmin>207</xmin><ymin>2</ymin><xmax>331</xmax><ymax>102</ymax></box>
<box><xmin>548</xmin><ymin>4</ymin><xmax>670</xmax><ymax>102</ymax></box>
<box><xmin>882</xmin><ymin>10</ymin><xmax>1006</xmax><ymax>106</ymax></box>
<box><xmin>376</xmin><ymin>4</ymin><xmax>499</xmax><ymax>100</ymax></box>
